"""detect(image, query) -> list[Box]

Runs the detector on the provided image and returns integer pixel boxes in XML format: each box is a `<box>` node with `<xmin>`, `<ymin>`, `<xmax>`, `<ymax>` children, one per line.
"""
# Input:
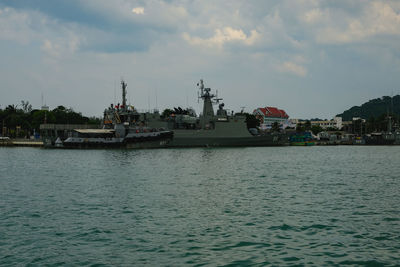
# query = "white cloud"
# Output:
<box><xmin>276</xmin><ymin>61</ymin><xmax>307</xmax><ymax>77</ymax></box>
<box><xmin>254</xmin><ymin>9</ymin><xmax>306</xmax><ymax>51</ymax></box>
<box><xmin>183</xmin><ymin>27</ymin><xmax>260</xmax><ymax>48</ymax></box>
<box><xmin>132</xmin><ymin>7</ymin><xmax>144</xmax><ymax>15</ymax></box>
<box><xmin>314</xmin><ymin>1</ymin><xmax>400</xmax><ymax>44</ymax></box>
<box><xmin>40</xmin><ymin>35</ymin><xmax>81</xmax><ymax>59</ymax></box>
<box><xmin>302</xmin><ymin>8</ymin><xmax>324</xmax><ymax>24</ymax></box>
<box><xmin>0</xmin><ymin>7</ymin><xmax>35</xmax><ymax>44</ymax></box>
<box><xmin>0</xmin><ymin>7</ymin><xmax>83</xmax><ymax>58</ymax></box>
<box><xmin>41</xmin><ymin>40</ymin><xmax>60</xmax><ymax>57</ymax></box>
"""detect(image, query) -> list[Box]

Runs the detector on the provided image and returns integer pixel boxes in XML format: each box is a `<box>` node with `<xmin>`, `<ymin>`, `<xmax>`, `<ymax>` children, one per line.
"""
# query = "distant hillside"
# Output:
<box><xmin>337</xmin><ymin>95</ymin><xmax>400</xmax><ymax>121</ymax></box>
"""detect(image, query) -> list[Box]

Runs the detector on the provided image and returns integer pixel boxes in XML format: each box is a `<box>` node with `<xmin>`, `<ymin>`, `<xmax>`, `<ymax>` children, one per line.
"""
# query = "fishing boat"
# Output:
<box><xmin>289</xmin><ymin>132</ymin><xmax>315</xmax><ymax>146</ymax></box>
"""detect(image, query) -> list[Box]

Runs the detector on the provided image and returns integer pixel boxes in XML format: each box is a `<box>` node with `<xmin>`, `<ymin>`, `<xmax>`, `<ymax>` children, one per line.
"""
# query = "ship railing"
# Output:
<box><xmin>136</xmin><ymin>109</ymin><xmax>160</xmax><ymax>114</ymax></box>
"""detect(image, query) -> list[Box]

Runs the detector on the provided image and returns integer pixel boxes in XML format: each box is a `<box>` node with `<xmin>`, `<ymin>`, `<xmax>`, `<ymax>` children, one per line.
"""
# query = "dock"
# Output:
<box><xmin>0</xmin><ymin>139</ymin><xmax>44</xmax><ymax>147</ymax></box>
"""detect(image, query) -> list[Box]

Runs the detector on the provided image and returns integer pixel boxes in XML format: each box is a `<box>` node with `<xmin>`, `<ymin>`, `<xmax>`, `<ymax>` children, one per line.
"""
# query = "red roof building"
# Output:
<box><xmin>253</xmin><ymin>107</ymin><xmax>289</xmax><ymax>126</ymax></box>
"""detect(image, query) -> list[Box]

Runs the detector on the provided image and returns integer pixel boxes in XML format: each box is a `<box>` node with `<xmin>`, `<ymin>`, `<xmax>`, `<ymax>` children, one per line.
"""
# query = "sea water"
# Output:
<box><xmin>0</xmin><ymin>146</ymin><xmax>399</xmax><ymax>266</ymax></box>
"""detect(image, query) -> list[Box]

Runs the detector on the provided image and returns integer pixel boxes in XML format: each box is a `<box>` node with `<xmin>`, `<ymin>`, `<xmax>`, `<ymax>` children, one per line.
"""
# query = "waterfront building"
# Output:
<box><xmin>311</xmin><ymin>117</ymin><xmax>343</xmax><ymax>130</ymax></box>
<box><xmin>253</xmin><ymin>107</ymin><xmax>289</xmax><ymax>128</ymax></box>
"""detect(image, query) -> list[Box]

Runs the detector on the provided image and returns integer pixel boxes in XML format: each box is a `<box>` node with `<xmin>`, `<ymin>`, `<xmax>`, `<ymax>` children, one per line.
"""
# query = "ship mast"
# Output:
<box><xmin>121</xmin><ymin>80</ymin><xmax>127</xmax><ymax>111</ymax></box>
<box><xmin>387</xmin><ymin>95</ymin><xmax>393</xmax><ymax>133</ymax></box>
<box><xmin>198</xmin><ymin>79</ymin><xmax>216</xmax><ymax>129</ymax></box>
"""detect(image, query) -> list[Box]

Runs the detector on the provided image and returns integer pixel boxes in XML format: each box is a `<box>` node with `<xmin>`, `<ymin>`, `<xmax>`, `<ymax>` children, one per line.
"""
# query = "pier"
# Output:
<box><xmin>0</xmin><ymin>139</ymin><xmax>43</xmax><ymax>147</ymax></box>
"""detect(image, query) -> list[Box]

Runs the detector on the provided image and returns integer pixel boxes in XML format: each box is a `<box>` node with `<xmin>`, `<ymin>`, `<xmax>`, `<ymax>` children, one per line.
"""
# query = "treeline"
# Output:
<box><xmin>0</xmin><ymin>101</ymin><xmax>101</xmax><ymax>138</ymax></box>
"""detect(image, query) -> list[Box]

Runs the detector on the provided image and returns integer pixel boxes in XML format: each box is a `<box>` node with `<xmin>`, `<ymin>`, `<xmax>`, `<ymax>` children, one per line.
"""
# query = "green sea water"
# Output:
<box><xmin>0</xmin><ymin>146</ymin><xmax>399</xmax><ymax>266</ymax></box>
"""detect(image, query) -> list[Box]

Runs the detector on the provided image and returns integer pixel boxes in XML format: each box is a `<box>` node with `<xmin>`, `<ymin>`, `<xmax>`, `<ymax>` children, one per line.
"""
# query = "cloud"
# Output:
<box><xmin>132</xmin><ymin>7</ymin><xmax>144</xmax><ymax>15</ymax></box>
<box><xmin>276</xmin><ymin>61</ymin><xmax>307</xmax><ymax>77</ymax></box>
<box><xmin>41</xmin><ymin>39</ymin><xmax>60</xmax><ymax>57</ymax></box>
<box><xmin>183</xmin><ymin>27</ymin><xmax>260</xmax><ymax>48</ymax></box>
<box><xmin>0</xmin><ymin>6</ymin><xmax>84</xmax><ymax>60</ymax></box>
<box><xmin>0</xmin><ymin>7</ymin><xmax>35</xmax><ymax>44</ymax></box>
<box><xmin>0</xmin><ymin>1</ymin><xmax>188</xmax><ymax>53</ymax></box>
<box><xmin>312</xmin><ymin>2</ymin><xmax>400</xmax><ymax>44</ymax></box>
<box><xmin>1</xmin><ymin>0</ymin><xmax>400</xmax><ymax>119</ymax></box>
<box><xmin>40</xmin><ymin>35</ymin><xmax>80</xmax><ymax>58</ymax></box>
<box><xmin>302</xmin><ymin>8</ymin><xmax>324</xmax><ymax>24</ymax></box>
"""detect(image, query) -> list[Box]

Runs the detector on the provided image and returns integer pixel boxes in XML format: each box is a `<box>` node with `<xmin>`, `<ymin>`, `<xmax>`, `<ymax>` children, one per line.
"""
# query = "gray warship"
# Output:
<box><xmin>146</xmin><ymin>79</ymin><xmax>288</xmax><ymax>147</ymax></box>
<box><xmin>58</xmin><ymin>81</ymin><xmax>173</xmax><ymax>149</ymax></box>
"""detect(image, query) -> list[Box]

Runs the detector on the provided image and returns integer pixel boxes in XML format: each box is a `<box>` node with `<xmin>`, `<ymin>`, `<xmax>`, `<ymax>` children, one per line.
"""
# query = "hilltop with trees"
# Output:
<box><xmin>337</xmin><ymin>95</ymin><xmax>400</xmax><ymax>121</ymax></box>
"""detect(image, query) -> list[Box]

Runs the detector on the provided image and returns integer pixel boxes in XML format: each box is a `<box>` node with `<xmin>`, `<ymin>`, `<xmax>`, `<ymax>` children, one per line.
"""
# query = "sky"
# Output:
<box><xmin>1</xmin><ymin>0</ymin><xmax>400</xmax><ymax>119</ymax></box>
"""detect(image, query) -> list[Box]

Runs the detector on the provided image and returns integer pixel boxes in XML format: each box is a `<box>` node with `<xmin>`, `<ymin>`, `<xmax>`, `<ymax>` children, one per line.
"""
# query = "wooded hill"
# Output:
<box><xmin>337</xmin><ymin>95</ymin><xmax>400</xmax><ymax>121</ymax></box>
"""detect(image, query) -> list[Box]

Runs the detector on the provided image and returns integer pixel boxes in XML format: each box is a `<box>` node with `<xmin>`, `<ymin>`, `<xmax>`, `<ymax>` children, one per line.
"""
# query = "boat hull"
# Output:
<box><xmin>167</xmin><ymin>134</ymin><xmax>288</xmax><ymax>147</ymax></box>
<box><xmin>62</xmin><ymin>139</ymin><xmax>172</xmax><ymax>149</ymax></box>
<box><xmin>57</xmin><ymin>131</ymin><xmax>173</xmax><ymax>149</ymax></box>
<box><xmin>290</xmin><ymin>141</ymin><xmax>315</xmax><ymax>146</ymax></box>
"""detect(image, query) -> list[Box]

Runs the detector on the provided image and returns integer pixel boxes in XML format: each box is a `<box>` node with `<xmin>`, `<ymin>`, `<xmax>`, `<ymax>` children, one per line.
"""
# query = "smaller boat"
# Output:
<box><xmin>62</xmin><ymin>127</ymin><xmax>173</xmax><ymax>149</ymax></box>
<box><xmin>290</xmin><ymin>132</ymin><xmax>315</xmax><ymax>146</ymax></box>
<box><xmin>51</xmin><ymin>80</ymin><xmax>173</xmax><ymax>149</ymax></box>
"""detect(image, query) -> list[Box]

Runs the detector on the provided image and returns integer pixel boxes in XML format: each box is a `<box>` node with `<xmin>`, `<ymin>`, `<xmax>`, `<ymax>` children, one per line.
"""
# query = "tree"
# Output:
<box><xmin>311</xmin><ymin>125</ymin><xmax>323</xmax><ymax>135</ymax></box>
<box><xmin>296</xmin><ymin>123</ymin><xmax>304</xmax><ymax>133</ymax></box>
<box><xmin>21</xmin><ymin>100</ymin><xmax>32</xmax><ymax>113</ymax></box>
<box><xmin>161</xmin><ymin>108</ymin><xmax>174</xmax><ymax>119</ymax></box>
<box><xmin>271</xmin><ymin>121</ymin><xmax>280</xmax><ymax>132</ymax></box>
<box><xmin>352</xmin><ymin>119</ymin><xmax>364</xmax><ymax>135</ymax></box>
<box><xmin>32</xmin><ymin>110</ymin><xmax>55</xmax><ymax>130</ymax></box>
<box><xmin>87</xmin><ymin>116</ymin><xmax>102</xmax><ymax>125</ymax></box>
<box><xmin>304</xmin><ymin>120</ymin><xmax>311</xmax><ymax>131</ymax></box>
<box><xmin>326</xmin><ymin>127</ymin><xmax>339</xmax><ymax>131</ymax></box>
<box><xmin>5</xmin><ymin>104</ymin><xmax>17</xmax><ymax>113</ymax></box>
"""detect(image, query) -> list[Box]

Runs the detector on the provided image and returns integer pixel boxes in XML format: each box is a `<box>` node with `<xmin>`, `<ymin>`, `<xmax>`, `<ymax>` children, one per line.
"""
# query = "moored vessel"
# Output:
<box><xmin>146</xmin><ymin>80</ymin><xmax>288</xmax><ymax>147</ymax></box>
<box><xmin>48</xmin><ymin>81</ymin><xmax>173</xmax><ymax>149</ymax></box>
<box><xmin>290</xmin><ymin>132</ymin><xmax>315</xmax><ymax>146</ymax></box>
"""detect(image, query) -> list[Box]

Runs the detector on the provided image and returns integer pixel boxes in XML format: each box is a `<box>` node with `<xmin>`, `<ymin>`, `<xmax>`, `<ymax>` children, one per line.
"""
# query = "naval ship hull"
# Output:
<box><xmin>62</xmin><ymin>139</ymin><xmax>172</xmax><ymax>149</ymax></box>
<box><xmin>167</xmin><ymin>130</ymin><xmax>288</xmax><ymax>147</ymax></box>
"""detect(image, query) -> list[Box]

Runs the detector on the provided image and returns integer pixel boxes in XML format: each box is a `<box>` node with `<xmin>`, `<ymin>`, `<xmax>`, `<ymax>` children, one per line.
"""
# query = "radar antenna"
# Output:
<box><xmin>214</xmin><ymin>97</ymin><xmax>223</xmax><ymax>104</ymax></box>
<box><xmin>214</xmin><ymin>89</ymin><xmax>223</xmax><ymax>104</ymax></box>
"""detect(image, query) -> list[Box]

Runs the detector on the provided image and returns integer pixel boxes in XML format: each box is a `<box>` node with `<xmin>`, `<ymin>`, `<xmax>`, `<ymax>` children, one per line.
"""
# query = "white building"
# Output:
<box><xmin>311</xmin><ymin>117</ymin><xmax>342</xmax><ymax>130</ymax></box>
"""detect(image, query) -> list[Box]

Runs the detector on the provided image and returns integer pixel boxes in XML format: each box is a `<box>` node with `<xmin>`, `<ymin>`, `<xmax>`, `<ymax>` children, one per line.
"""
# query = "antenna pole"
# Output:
<box><xmin>148</xmin><ymin>94</ymin><xmax>150</xmax><ymax>111</ymax></box>
<box><xmin>155</xmin><ymin>88</ymin><xmax>158</xmax><ymax>110</ymax></box>
<box><xmin>121</xmin><ymin>80</ymin><xmax>127</xmax><ymax>111</ymax></box>
<box><xmin>114</xmin><ymin>80</ymin><xmax>116</xmax><ymax>104</ymax></box>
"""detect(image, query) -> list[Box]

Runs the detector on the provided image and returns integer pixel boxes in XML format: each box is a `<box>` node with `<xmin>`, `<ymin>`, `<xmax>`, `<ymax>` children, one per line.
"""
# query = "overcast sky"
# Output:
<box><xmin>1</xmin><ymin>0</ymin><xmax>399</xmax><ymax>119</ymax></box>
